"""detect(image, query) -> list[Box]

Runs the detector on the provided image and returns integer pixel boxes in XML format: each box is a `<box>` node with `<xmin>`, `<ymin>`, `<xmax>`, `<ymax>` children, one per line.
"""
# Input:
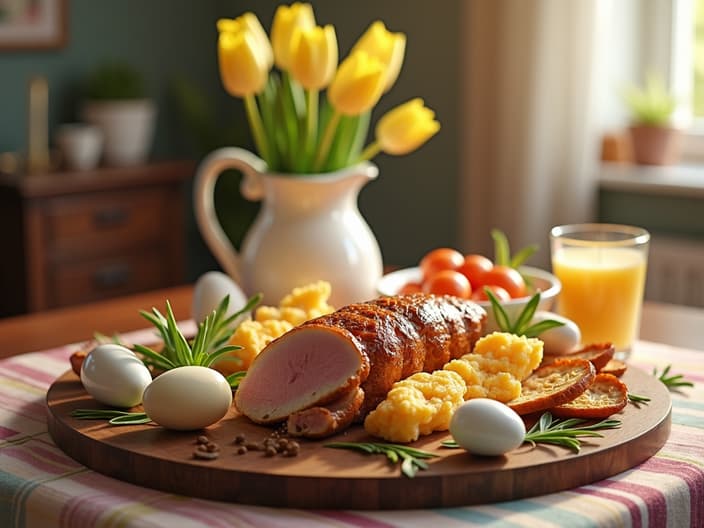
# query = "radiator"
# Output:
<box><xmin>646</xmin><ymin>236</ymin><xmax>704</xmax><ymax>307</ymax></box>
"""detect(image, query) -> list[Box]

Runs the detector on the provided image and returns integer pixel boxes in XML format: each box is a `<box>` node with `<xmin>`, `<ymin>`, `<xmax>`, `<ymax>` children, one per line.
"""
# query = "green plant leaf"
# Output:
<box><xmin>491</xmin><ymin>229</ymin><xmax>511</xmax><ymax>266</ymax></box>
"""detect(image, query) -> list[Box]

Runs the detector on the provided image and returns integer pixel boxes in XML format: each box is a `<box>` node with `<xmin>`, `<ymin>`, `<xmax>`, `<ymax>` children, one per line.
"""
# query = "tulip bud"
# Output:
<box><xmin>328</xmin><ymin>50</ymin><xmax>386</xmax><ymax>116</ymax></box>
<box><xmin>376</xmin><ymin>98</ymin><xmax>440</xmax><ymax>155</ymax></box>
<box><xmin>217</xmin><ymin>14</ymin><xmax>273</xmax><ymax>70</ymax></box>
<box><xmin>271</xmin><ymin>2</ymin><xmax>316</xmax><ymax>71</ymax></box>
<box><xmin>351</xmin><ymin>21</ymin><xmax>406</xmax><ymax>92</ymax></box>
<box><xmin>289</xmin><ymin>25</ymin><xmax>338</xmax><ymax>90</ymax></box>
<box><xmin>218</xmin><ymin>29</ymin><xmax>270</xmax><ymax>97</ymax></box>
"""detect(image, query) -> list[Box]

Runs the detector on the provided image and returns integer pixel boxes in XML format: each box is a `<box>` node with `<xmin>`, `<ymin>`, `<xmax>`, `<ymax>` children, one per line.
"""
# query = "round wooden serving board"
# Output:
<box><xmin>46</xmin><ymin>366</ymin><xmax>671</xmax><ymax>510</ymax></box>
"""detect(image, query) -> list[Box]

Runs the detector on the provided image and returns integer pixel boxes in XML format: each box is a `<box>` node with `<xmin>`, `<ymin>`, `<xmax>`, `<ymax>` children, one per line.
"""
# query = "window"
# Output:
<box><xmin>695</xmin><ymin>0</ymin><xmax>703</xmax><ymax>118</ymax></box>
<box><xmin>671</xmin><ymin>0</ymin><xmax>704</xmax><ymax>129</ymax></box>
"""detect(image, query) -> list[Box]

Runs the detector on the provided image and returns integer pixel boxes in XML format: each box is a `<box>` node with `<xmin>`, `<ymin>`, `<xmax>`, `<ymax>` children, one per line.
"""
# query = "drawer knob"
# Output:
<box><xmin>94</xmin><ymin>208</ymin><xmax>128</xmax><ymax>228</ymax></box>
<box><xmin>94</xmin><ymin>264</ymin><xmax>131</xmax><ymax>288</ymax></box>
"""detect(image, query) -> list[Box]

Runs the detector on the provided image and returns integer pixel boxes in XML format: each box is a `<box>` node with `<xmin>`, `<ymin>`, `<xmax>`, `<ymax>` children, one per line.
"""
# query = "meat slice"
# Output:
<box><xmin>234</xmin><ymin>324</ymin><xmax>368</xmax><ymax>424</ymax></box>
<box><xmin>235</xmin><ymin>293</ymin><xmax>486</xmax><ymax>430</ymax></box>
<box><xmin>287</xmin><ymin>386</ymin><xmax>365</xmax><ymax>438</ymax></box>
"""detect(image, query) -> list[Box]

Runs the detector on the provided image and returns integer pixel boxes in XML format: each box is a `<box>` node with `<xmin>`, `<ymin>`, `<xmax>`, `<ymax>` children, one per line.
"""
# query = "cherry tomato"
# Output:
<box><xmin>482</xmin><ymin>265</ymin><xmax>527</xmax><ymax>298</ymax></box>
<box><xmin>399</xmin><ymin>281</ymin><xmax>423</xmax><ymax>294</ymax></box>
<box><xmin>471</xmin><ymin>284</ymin><xmax>511</xmax><ymax>302</ymax></box>
<box><xmin>422</xmin><ymin>270</ymin><xmax>472</xmax><ymax>298</ymax></box>
<box><xmin>457</xmin><ymin>254</ymin><xmax>494</xmax><ymax>289</ymax></box>
<box><xmin>419</xmin><ymin>248</ymin><xmax>464</xmax><ymax>281</ymax></box>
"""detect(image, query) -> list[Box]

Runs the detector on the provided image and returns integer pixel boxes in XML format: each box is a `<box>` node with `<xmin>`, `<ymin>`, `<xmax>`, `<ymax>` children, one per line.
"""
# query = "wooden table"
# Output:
<box><xmin>0</xmin><ymin>286</ymin><xmax>702</xmax><ymax>526</ymax></box>
<box><xmin>1</xmin><ymin>285</ymin><xmax>702</xmax><ymax>357</ymax></box>
<box><xmin>0</xmin><ymin>285</ymin><xmax>193</xmax><ymax>358</ymax></box>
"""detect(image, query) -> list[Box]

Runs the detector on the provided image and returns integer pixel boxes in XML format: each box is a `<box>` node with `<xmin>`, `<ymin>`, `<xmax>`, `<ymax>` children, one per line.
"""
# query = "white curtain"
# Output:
<box><xmin>458</xmin><ymin>0</ymin><xmax>634</xmax><ymax>269</ymax></box>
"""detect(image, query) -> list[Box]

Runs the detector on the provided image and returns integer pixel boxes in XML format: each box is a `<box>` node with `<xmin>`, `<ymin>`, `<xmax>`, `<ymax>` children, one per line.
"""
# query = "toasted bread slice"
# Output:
<box><xmin>508</xmin><ymin>358</ymin><xmax>596</xmax><ymax>415</ymax></box>
<box><xmin>600</xmin><ymin>359</ymin><xmax>627</xmax><ymax>377</ymax></box>
<box><xmin>550</xmin><ymin>373</ymin><xmax>628</xmax><ymax>419</ymax></box>
<box><xmin>541</xmin><ymin>342</ymin><xmax>615</xmax><ymax>372</ymax></box>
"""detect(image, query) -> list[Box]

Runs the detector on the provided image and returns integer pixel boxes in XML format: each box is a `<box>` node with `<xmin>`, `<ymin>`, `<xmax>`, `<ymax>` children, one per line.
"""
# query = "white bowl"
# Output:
<box><xmin>376</xmin><ymin>265</ymin><xmax>561</xmax><ymax>333</ymax></box>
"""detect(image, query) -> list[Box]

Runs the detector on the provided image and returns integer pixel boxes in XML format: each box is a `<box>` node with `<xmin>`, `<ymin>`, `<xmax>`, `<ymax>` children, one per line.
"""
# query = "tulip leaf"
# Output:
<box><xmin>276</xmin><ymin>73</ymin><xmax>303</xmax><ymax>171</ymax></box>
<box><xmin>345</xmin><ymin>110</ymin><xmax>371</xmax><ymax>166</ymax></box>
<box><xmin>327</xmin><ymin>115</ymin><xmax>360</xmax><ymax>171</ymax></box>
<box><xmin>257</xmin><ymin>76</ymin><xmax>280</xmax><ymax>171</ymax></box>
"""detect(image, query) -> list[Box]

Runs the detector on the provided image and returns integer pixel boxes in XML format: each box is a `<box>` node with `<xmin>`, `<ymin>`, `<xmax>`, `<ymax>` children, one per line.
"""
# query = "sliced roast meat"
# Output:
<box><xmin>287</xmin><ymin>386</ymin><xmax>365</xmax><ymax>439</ymax></box>
<box><xmin>235</xmin><ymin>293</ymin><xmax>486</xmax><ymax>429</ymax></box>
<box><xmin>234</xmin><ymin>324</ymin><xmax>368</xmax><ymax>424</ymax></box>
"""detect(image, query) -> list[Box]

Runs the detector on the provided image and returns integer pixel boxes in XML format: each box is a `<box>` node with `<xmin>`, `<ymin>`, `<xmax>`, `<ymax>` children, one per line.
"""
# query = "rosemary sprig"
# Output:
<box><xmin>441</xmin><ymin>412</ymin><xmax>621</xmax><ymax>453</ymax></box>
<box><xmin>226</xmin><ymin>371</ymin><xmax>247</xmax><ymax>389</ymax></box>
<box><xmin>628</xmin><ymin>392</ymin><xmax>651</xmax><ymax>405</ymax></box>
<box><xmin>133</xmin><ymin>294</ymin><xmax>261</xmax><ymax>385</ymax></box>
<box><xmin>324</xmin><ymin>442</ymin><xmax>438</xmax><ymax>478</ymax></box>
<box><xmin>485</xmin><ymin>289</ymin><xmax>564</xmax><ymax>338</ymax></box>
<box><xmin>654</xmin><ymin>365</ymin><xmax>694</xmax><ymax>390</ymax></box>
<box><xmin>70</xmin><ymin>409</ymin><xmax>152</xmax><ymax>425</ymax></box>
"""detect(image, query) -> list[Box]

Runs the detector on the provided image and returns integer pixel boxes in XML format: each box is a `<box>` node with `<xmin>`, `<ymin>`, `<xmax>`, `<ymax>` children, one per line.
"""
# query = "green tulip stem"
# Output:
<box><xmin>359</xmin><ymin>141</ymin><xmax>382</xmax><ymax>162</ymax></box>
<box><xmin>313</xmin><ymin>110</ymin><xmax>341</xmax><ymax>172</ymax></box>
<box><xmin>244</xmin><ymin>94</ymin><xmax>272</xmax><ymax>167</ymax></box>
<box><xmin>306</xmin><ymin>89</ymin><xmax>319</xmax><ymax>159</ymax></box>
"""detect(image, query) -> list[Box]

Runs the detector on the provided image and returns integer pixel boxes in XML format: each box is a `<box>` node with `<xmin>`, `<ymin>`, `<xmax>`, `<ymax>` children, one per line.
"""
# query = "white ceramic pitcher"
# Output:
<box><xmin>193</xmin><ymin>147</ymin><xmax>383</xmax><ymax>307</ymax></box>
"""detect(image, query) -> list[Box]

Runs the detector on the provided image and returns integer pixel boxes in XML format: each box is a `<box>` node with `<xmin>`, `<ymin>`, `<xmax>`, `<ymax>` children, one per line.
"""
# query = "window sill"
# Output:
<box><xmin>598</xmin><ymin>162</ymin><xmax>704</xmax><ymax>198</ymax></box>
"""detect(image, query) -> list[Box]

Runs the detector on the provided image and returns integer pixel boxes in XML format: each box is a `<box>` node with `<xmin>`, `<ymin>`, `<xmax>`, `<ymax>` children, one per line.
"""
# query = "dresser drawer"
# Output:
<box><xmin>48</xmin><ymin>248</ymin><xmax>170</xmax><ymax>308</ymax></box>
<box><xmin>44</xmin><ymin>188</ymin><xmax>168</xmax><ymax>259</ymax></box>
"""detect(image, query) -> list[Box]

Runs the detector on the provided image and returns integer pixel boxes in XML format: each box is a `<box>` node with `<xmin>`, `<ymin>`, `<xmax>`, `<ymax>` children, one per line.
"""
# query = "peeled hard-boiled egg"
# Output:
<box><xmin>80</xmin><ymin>344</ymin><xmax>152</xmax><ymax>408</ymax></box>
<box><xmin>531</xmin><ymin>311</ymin><xmax>581</xmax><ymax>356</ymax></box>
<box><xmin>142</xmin><ymin>366</ymin><xmax>233</xmax><ymax>430</ymax></box>
<box><xmin>192</xmin><ymin>271</ymin><xmax>249</xmax><ymax>326</ymax></box>
<box><xmin>449</xmin><ymin>398</ymin><xmax>526</xmax><ymax>456</ymax></box>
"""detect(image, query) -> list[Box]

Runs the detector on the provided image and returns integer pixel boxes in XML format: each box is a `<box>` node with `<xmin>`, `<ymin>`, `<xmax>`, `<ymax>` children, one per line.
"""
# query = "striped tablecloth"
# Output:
<box><xmin>1</xmin><ymin>329</ymin><xmax>702</xmax><ymax>528</ymax></box>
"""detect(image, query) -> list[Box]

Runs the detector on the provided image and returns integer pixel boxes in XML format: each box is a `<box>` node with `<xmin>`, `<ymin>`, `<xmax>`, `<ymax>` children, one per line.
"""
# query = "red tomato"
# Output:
<box><xmin>457</xmin><ymin>254</ymin><xmax>494</xmax><ymax>289</ymax></box>
<box><xmin>419</xmin><ymin>248</ymin><xmax>464</xmax><ymax>281</ymax></box>
<box><xmin>482</xmin><ymin>265</ymin><xmax>527</xmax><ymax>298</ymax></box>
<box><xmin>422</xmin><ymin>270</ymin><xmax>472</xmax><ymax>298</ymax></box>
<box><xmin>471</xmin><ymin>284</ymin><xmax>511</xmax><ymax>302</ymax></box>
<box><xmin>399</xmin><ymin>281</ymin><xmax>423</xmax><ymax>294</ymax></box>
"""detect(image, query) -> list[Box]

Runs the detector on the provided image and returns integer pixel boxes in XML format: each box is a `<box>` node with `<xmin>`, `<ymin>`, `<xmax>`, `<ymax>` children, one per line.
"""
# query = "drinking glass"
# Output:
<box><xmin>550</xmin><ymin>224</ymin><xmax>650</xmax><ymax>360</ymax></box>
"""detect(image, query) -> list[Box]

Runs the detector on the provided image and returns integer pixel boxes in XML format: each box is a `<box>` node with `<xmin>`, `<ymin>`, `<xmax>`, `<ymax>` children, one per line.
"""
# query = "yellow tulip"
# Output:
<box><xmin>218</xmin><ymin>30</ymin><xmax>270</xmax><ymax>97</ymax></box>
<box><xmin>327</xmin><ymin>50</ymin><xmax>386</xmax><ymax>116</ymax></box>
<box><xmin>289</xmin><ymin>25</ymin><xmax>338</xmax><ymax>90</ymax></box>
<box><xmin>271</xmin><ymin>2</ymin><xmax>316</xmax><ymax>71</ymax></box>
<box><xmin>362</xmin><ymin>98</ymin><xmax>440</xmax><ymax>159</ymax></box>
<box><xmin>351</xmin><ymin>21</ymin><xmax>406</xmax><ymax>92</ymax></box>
<box><xmin>217</xmin><ymin>14</ymin><xmax>273</xmax><ymax>70</ymax></box>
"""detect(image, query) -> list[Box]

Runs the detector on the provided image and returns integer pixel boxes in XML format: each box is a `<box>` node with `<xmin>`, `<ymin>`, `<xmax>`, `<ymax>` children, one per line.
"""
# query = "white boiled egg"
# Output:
<box><xmin>531</xmin><ymin>311</ymin><xmax>581</xmax><ymax>356</ymax></box>
<box><xmin>80</xmin><ymin>344</ymin><xmax>152</xmax><ymax>408</ymax></box>
<box><xmin>142</xmin><ymin>366</ymin><xmax>232</xmax><ymax>430</ymax></box>
<box><xmin>192</xmin><ymin>271</ymin><xmax>249</xmax><ymax>326</ymax></box>
<box><xmin>449</xmin><ymin>399</ymin><xmax>526</xmax><ymax>456</ymax></box>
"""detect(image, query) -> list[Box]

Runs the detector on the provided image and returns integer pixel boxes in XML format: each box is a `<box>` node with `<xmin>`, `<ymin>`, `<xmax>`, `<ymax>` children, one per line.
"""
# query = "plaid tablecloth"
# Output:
<box><xmin>1</xmin><ymin>328</ymin><xmax>702</xmax><ymax>528</ymax></box>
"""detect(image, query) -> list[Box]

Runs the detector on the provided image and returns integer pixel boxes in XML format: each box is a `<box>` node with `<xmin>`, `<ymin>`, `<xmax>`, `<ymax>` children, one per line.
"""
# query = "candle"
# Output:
<box><xmin>550</xmin><ymin>224</ymin><xmax>649</xmax><ymax>359</ymax></box>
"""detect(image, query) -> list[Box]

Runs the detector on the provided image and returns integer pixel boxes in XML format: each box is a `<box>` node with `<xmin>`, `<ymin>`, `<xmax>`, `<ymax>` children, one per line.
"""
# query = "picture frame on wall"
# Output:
<box><xmin>0</xmin><ymin>0</ymin><xmax>67</xmax><ymax>50</ymax></box>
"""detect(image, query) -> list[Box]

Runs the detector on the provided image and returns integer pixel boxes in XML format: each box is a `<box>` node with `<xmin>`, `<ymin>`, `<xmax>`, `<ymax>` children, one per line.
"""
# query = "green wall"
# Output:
<box><xmin>1</xmin><ymin>0</ymin><xmax>462</xmax><ymax>278</ymax></box>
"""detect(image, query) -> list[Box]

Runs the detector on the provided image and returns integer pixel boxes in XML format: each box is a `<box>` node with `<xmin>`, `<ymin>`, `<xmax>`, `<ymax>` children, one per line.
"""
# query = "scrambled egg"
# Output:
<box><xmin>213</xmin><ymin>281</ymin><xmax>334</xmax><ymax>374</ymax></box>
<box><xmin>365</xmin><ymin>332</ymin><xmax>543</xmax><ymax>443</ymax></box>
<box><xmin>364</xmin><ymin>370</ymin><xmax>466</xmax><ymax>443</ymax></box>
<box><xmin>445</xmin><ymin>332</ymin><xmax>543</xmax><ymax>402</ymax></box>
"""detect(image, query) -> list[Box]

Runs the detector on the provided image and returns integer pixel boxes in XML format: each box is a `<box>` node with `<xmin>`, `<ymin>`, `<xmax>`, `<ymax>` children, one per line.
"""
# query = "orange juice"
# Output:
<box><xmin>552</xmin><ymin>247</ymin><xmax>647</xmax><ymax>350</ymax></box>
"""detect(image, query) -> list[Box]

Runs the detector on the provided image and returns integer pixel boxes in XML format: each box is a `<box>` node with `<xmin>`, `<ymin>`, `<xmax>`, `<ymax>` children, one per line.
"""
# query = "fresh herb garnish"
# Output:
<box><xmin>485</xmin><ymin>289</ymin><xmax>564</xmax><ymax>338</ymax></box>
<box><xmin>491</xmin><ymin>228</ymin><xmax>538</xmax><ymax>269</ymax></box>
<box><xmin>226</xmin><ymin>371</ymin><xmax>247</xmax><ymax>389</ymax></box>
<box><xmin>441</xmin><ymin>412</ymin><xmax>621</xmax><ymax>453</ymax></box>
<box><xmin>654</xmin><ymin>365</ymin><xmax>694</xmax><ymax>390</ymax></box>
<box><xmin>324</xmin><ymin>442</ymin><xmax>438</xmax><ymax>478</ymax></box>
<box><xmin>133</xmin><ymin>294</ymin><xmax>261</xmax><ymax>386</ymax></box>
<box><xmin>627</xmin><ymin>393</ymin><xmax>651</xmax><ymax>405</ymax></box>
<box><xmin>70</xmin><ymin>409</ymin><xmax>151</xmax><ymax>425</ymax></box>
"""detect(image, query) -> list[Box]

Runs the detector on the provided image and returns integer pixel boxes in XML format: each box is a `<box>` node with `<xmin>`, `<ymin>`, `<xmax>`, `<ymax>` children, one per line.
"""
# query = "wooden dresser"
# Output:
<box><xmin>0</xmin><ymin>160</ymin><xmax>195</xmax><ymax>317</ymax></box>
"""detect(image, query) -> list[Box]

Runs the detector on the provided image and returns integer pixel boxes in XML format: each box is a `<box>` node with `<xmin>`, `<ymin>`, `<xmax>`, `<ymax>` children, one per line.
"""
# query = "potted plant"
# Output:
<box><xmin>80</xmin><ymin>61</ymin><xmax>157</xmax><ymax>167</ymax></box>
<box><xmin>623</xmin><ymin>73</ymin><xmax>680</xmax><ymax>165</ymax></box>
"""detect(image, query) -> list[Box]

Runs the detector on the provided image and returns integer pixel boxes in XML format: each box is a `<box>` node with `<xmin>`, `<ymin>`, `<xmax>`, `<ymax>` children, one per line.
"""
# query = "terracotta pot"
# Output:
<box><xmin>628</xmin><ymin>125</ymin><xmax>681</xmax><ymax>166</ymax></box>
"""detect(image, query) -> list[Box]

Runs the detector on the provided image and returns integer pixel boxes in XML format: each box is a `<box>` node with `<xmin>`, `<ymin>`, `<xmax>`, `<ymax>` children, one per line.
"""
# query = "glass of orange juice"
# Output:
<box><xmin>550</xmin><ymin>224</ymin><xmax>649</xmax><ymax>360</ymax></box>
